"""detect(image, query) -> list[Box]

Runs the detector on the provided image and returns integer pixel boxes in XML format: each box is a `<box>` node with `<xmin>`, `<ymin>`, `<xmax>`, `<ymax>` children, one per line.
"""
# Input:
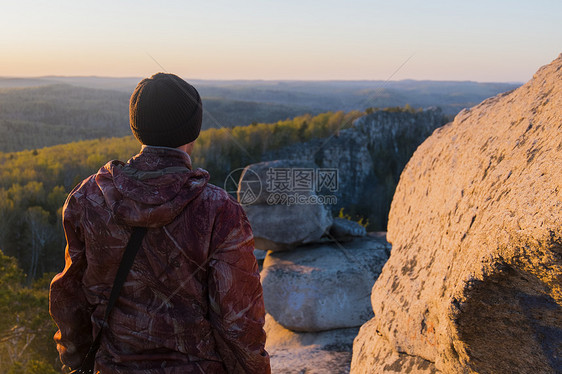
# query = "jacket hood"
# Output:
<box><xmin>95</xmin><ymin>146</ymin><xmax>210</xmax><ymax>227</ymax></box>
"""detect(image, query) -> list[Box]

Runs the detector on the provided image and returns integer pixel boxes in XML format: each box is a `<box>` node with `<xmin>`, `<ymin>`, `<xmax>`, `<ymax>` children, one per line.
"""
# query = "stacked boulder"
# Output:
<box><xmin>351</xmin><ymin>54</ymin><xmax>562</xmax><ymax>373</ymax></box>
<box><xmin>238</xmin><ymin>160</ymin><xmax>390</xmax><ymax>373</ymax></box>
<box><xmin>240</xmin><ymin>160</ymin><xmax>333</xmax><ymax>252</ymax></box>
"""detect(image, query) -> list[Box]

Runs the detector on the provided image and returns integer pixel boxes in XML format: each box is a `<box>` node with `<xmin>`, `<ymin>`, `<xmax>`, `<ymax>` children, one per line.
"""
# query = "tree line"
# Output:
<box><xmin>0</xmin><ymin>110</ymin><xmax>362</xmax><ymax>283</ymax></box>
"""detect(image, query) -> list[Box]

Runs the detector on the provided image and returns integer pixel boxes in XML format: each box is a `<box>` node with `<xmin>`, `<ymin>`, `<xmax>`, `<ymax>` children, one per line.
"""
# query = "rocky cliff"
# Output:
<box><xmin>351</xmin><ymin>54</ymin><xmax>562</xmax><ymax>373</ymax></box>
<box><xmin>264</xmin><ymin>108</ymin><xmax>448</xmax><ymax>229</ymax></box>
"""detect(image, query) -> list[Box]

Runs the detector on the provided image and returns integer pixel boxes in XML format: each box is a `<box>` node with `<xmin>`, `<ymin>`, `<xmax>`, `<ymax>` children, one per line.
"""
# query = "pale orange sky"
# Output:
<box><xmin>1</xmin><ymin>0</ymin><xmax>560</xmax><ymax>82</ymax></box>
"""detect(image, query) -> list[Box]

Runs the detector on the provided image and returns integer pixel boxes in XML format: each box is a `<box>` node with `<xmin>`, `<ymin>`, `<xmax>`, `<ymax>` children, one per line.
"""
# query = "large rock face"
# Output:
<box><xmin>352</xmin><ymin>55</ymin><xmax>562</xmax><ymax>374</ymax></box>
<box><xmin>261</xmin><ymin>237</ymin><xmax>389</xmax><ymax>332</ymax></box>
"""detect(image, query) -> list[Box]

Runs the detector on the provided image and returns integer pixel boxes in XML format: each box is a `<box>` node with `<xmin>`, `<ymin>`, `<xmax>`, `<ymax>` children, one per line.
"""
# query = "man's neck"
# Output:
<box><xmin>141</xmin><ymin>144</ymin><xmax>190</xmax><ymax>157</ymax></box>
<box><xmin>175</xmin><ymin>144</ymin><xmax>191</xmax><ymax>155</ymax></box>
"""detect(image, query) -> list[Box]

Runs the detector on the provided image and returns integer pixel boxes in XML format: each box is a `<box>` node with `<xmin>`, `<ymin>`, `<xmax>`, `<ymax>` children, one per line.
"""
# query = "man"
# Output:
<box><xmin>49</xmin><ymin>73</ymin><xmax>270</xmax><ymax>373</ymax></box>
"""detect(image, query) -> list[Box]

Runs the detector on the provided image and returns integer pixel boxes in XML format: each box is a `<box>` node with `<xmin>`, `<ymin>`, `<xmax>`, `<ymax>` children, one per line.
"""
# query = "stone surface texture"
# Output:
<box><xmin>329</xmin><ymin>217</ymin><xmax>367</xmax><ymax>240</ymax></box>
<box><xmin>265</xmin><ymin>313</ymin><xmax>358</xmax><ymax>374</ymax></box>
<box><xmin>352</xmin><ymin>319</ymin><xmax>437</xmax><ymax>374</ymax></box>
<box><xmin>352</xmin><ymin>55</ymin><xmax>562</xmax><ymax>373</ymax></box>
<box><xmin>261</xmin><ymin>237</ymin><xmax>389</xmax><ymax>332</ymax></box>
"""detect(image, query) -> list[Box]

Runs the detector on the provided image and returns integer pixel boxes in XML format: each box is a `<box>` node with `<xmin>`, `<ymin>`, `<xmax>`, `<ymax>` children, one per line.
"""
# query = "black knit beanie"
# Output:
<box><xmin>129</xmin><ymin>73</ymin><xmax>202</xmax><ymax>148</ymax></box>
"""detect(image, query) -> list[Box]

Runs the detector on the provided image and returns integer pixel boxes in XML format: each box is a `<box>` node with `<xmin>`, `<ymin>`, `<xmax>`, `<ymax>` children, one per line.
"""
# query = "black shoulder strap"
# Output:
<box><xmin>78</xmin><ymin>226</ymin><xmax>147</xmax><ymax>372</ymax></box>
<box><xmin>103</xmin><ymin>226</ymin><xmax>147</xmax><ymax>321</ymax></box>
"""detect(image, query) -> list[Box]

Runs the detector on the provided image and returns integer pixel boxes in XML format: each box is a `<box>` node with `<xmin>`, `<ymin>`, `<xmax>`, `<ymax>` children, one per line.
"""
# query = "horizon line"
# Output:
<box><xmin>0</xmin><ymin>75</ymin><xmax>525</xmax><ymax>85</ymax></box>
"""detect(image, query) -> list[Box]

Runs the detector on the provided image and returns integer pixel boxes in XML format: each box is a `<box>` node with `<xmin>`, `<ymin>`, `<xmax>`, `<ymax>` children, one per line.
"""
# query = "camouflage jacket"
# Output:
<box><xmin>49</xmin><ymin>146</ymin><xmax>270</xmax><ymax>373</ymax></box>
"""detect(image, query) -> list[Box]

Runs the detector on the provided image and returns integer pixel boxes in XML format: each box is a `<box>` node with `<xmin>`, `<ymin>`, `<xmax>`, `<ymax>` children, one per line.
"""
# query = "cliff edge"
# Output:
<box><xmin>351</xmin><ymin>54</ymin><xmax>562</xmax><ymax>373</ymax></box>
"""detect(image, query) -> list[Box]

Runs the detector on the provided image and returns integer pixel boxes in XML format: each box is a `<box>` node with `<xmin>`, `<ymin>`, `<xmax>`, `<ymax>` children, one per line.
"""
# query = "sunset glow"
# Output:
<box><xmin>0</xmin><ymin>0</ymin><xmax>561</xmax><ymax>82</ymax></box>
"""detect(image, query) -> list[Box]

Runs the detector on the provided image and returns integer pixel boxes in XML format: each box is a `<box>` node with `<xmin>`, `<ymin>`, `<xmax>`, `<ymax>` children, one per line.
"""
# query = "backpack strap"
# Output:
<box><xmin>75</xmin><ymin>226</ymin><xmax>148</xmax><ymax>373</ymax></box>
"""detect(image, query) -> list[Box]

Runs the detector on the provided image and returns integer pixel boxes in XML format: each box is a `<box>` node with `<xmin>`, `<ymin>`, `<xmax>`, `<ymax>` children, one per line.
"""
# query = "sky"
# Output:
<box><xmin>0</xmin><ymin>0</ymin><xmax>560</xmax><ymax>82</ymax></box>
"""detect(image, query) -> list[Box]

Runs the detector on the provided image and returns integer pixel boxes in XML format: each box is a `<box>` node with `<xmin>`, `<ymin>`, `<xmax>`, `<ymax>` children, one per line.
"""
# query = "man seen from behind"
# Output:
<box><xmin>49</xmin><ymin>73</ymin><xmax>271</xmax><ymax>373</ymax></box>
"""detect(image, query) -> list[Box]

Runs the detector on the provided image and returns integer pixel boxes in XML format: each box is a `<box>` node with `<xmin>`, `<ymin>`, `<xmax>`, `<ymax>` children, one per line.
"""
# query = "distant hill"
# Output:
<box><xmin>0</xmin><ymin>84</ymin><xmax>313</xmax><ymax>152</ymax></box>
<box><xmin>202</xmin><ymin>97</ymin><xmax>312</xmax><ymax>128</ymax></box>
<box><xmin>0</xmin><ymin>76</ymin><xmax>521</xmax><ymax>116</ymax></box>
<box><xmin>192</xmin><ymin>79</ymin><xmax>521</xmax><ymax>115</ymax></box>
<box><xmin>0</xmin><ymin>84</ymin><xmax>130</xmax><ymax>152</ymax></box>
<box><xmin>0</xmin><ymin>76</ymin><xmax>521</xmax><ymax>152</ymax></box>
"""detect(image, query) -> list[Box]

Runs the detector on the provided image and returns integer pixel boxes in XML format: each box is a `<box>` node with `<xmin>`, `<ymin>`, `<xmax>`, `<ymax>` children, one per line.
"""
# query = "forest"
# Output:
<box><xmin>0</xmin><ymin>84</ymin><xmax>313</xmax><ymax>153</ymax></box>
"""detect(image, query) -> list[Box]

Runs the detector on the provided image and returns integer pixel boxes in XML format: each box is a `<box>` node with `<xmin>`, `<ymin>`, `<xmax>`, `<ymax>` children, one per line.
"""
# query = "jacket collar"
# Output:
<box><xmin>132</xmin><ymin>145</ymin><xmax>193</xmax><ymax>170</ymax></box>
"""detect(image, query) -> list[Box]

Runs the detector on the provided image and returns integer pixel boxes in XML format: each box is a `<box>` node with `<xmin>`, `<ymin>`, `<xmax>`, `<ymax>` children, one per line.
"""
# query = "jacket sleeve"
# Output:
<box><xmin>49</xmin><ymin>192</ymin><xmax>93</xmax><ymax>369</ymax></box>
<box><xmin>208</xmin><ymin>196</ymin><xmax>271</xmax><ymax>374</ymax></box>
